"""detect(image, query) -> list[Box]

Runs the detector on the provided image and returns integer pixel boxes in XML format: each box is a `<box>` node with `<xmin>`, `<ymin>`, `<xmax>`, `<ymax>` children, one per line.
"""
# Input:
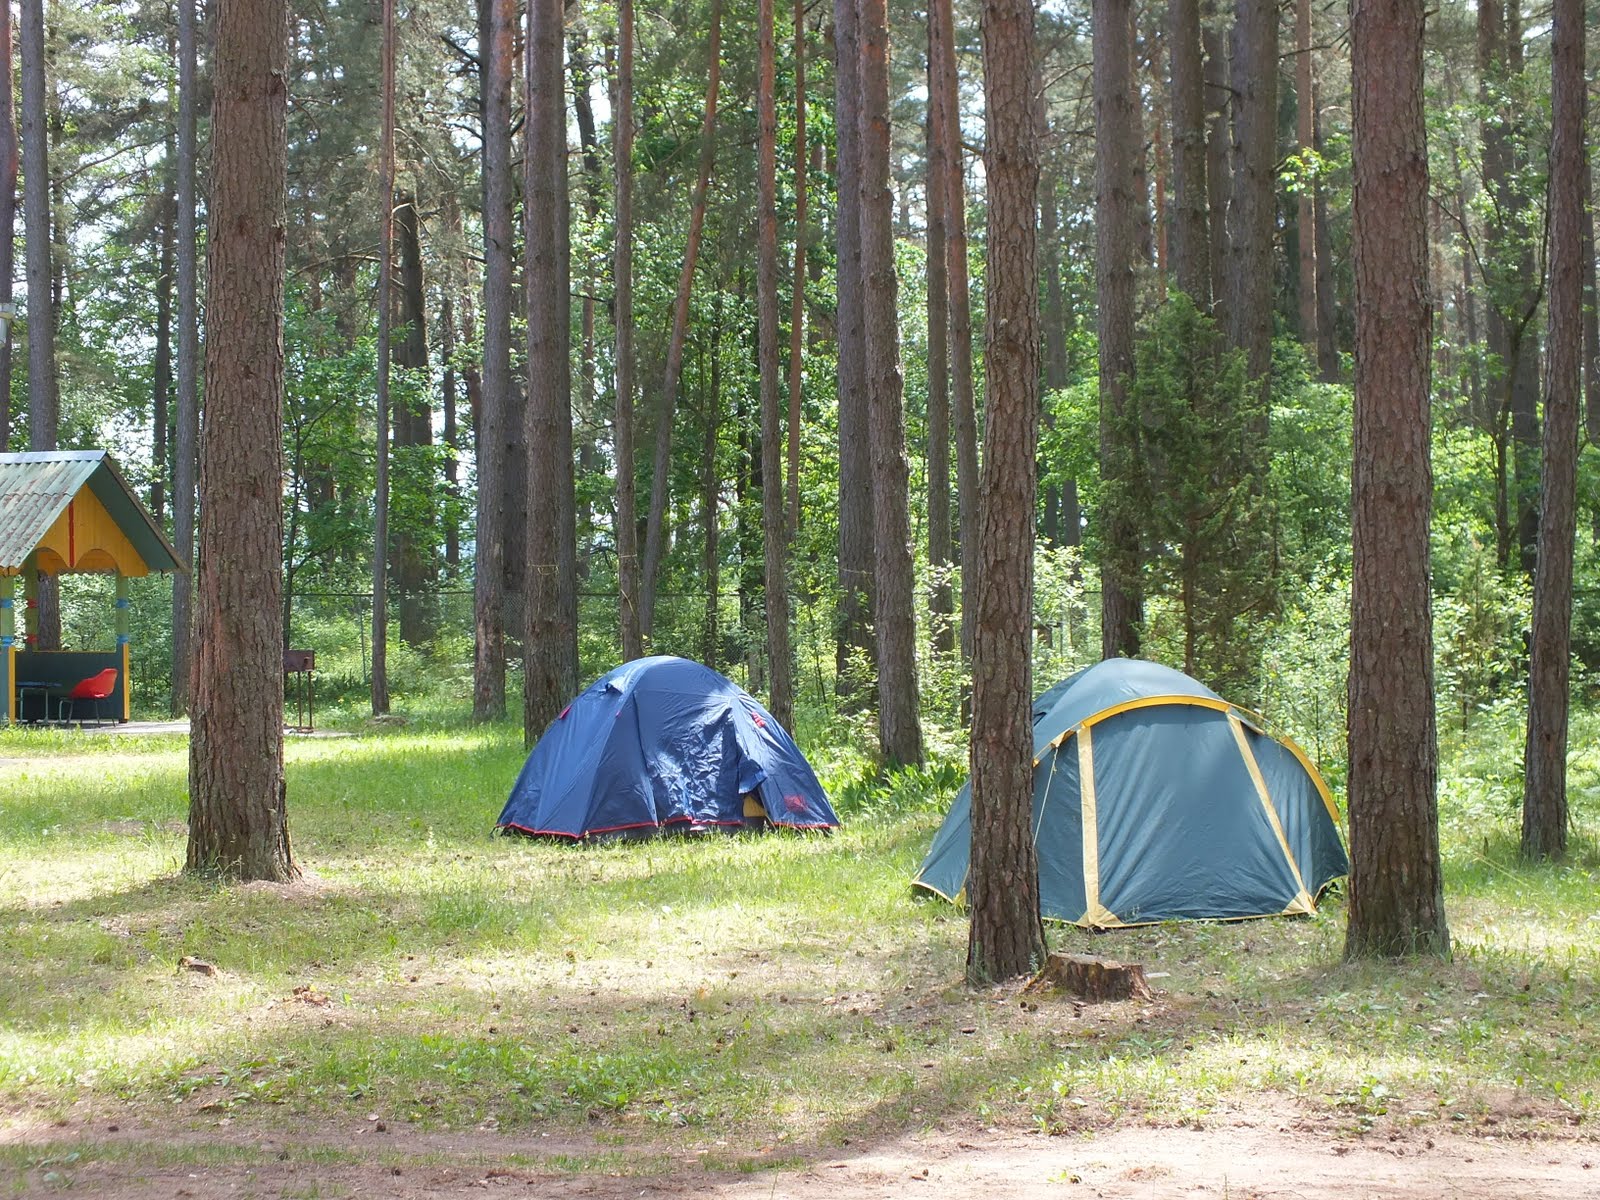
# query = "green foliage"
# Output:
<box><xmin>1433</xmin><ymin>534</ymin><xmax>1530</xmax><ymax>732</ymax></box>
<box><xmin>1111</xmin><ymin>294</ymin><xmax>1276</xmax><ymax>695</ymax></box>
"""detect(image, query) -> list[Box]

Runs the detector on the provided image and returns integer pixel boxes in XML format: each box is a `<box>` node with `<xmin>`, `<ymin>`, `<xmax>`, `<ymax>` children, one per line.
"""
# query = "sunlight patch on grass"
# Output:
<box><xmin>3</xmin><ymin>717</ymin><xmax>1599</xmax><ymax>1147</ymax></box>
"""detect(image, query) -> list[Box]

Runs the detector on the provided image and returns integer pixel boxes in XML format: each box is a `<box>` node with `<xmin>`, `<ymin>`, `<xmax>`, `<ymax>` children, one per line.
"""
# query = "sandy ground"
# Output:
<box><xmin>5</xmin><ymin>1111</ymin><xmax>1594</xmax><ymax>1198</ymax></box>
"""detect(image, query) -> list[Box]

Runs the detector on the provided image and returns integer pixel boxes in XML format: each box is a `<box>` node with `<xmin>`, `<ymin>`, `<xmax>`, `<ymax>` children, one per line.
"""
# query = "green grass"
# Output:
<box><xmin>2</xmin><ymin>711</ymin><xmax>1598</xmax><ymax>1160</ymax></box>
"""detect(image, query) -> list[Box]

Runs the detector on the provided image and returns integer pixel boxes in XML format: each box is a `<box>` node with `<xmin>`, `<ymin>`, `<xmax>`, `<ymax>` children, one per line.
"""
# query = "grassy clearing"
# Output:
<box><xmin>1</xmin><ymin>709</ymin><xmax>1598</xmax><ymax>1168</ymax></box>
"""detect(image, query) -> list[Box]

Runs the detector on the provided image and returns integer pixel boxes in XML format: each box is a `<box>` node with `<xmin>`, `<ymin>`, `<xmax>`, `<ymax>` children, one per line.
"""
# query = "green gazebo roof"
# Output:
<box><xmin>0</xmin><ymin>450</ymin><xmax>184</xmax><ymax>576</ymax></box>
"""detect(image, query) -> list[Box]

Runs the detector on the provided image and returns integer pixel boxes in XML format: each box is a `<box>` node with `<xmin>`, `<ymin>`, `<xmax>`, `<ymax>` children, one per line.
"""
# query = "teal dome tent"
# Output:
<box><xmin>914</xmin><ymin>659</ymin><xmax>1347</xmax><ymax>927</ymax></box>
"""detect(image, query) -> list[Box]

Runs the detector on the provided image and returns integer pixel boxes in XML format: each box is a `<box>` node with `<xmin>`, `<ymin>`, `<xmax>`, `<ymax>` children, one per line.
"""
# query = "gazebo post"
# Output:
<box><xmin>0</xmin><ymin>574</ymin><xmax>11</xmax><ymax>723</ymax></box>
<box><xmin>115</xmin><ymin>571</ymin><xmax>131</xmax><ymax>720</ymax></box>
<box><xmin>0</xmin><ymin>575</ymin><xmax>13</xmax><ymax>647</ymax></box>
<box><xmin>22</xmin><ymin>555</ymin><xmax>38</xmax><ymax>647</ymax></box>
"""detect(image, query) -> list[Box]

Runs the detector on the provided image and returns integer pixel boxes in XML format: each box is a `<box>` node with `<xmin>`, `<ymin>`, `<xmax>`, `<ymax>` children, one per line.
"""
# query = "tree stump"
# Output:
<box><xmin>1023</xmin><ymin>953</ymin><xmax>1153</xmax><ymax>1003</ymax></box>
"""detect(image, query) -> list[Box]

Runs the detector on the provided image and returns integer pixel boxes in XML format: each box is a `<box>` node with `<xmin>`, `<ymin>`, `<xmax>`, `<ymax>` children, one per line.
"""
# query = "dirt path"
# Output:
<box><xmin>6</xmin><ymin>1115</ymin><xmax>1594</xmax><ymax>1198</ymax></box>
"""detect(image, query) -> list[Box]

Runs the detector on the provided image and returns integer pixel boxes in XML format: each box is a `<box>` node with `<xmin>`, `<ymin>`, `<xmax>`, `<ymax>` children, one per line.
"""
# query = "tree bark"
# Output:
<box><xmin>612</xmin><ymin>0</ymin><xmax>643</xmax><ymax>661</ymax></box>
<box><xmin>967</xmin><ymin>0</ymin><xmax>1045</xmax><ymax>986</ymax></box>
<box><xmin>151</xmin><ymin>169</ymin><xmax>174</xmax><ymax>525</ymax></box>
<box><xmin>786</xmin><ymin>0</ymin><xmax>808</xmax><ymax>541</ymax></box>
<box><xmin>1095</xmin><ymin>0</ymin><xmax>1141</xmax><ymax>661</ymax></box>
<box><xmin>441</xmin><ymin>287</ymin><xmax>459</xmax><ymax>569</ymax></box>
<box><xmin>1223</xmin><ymin>0</ymin><xmax>1277</xmax><ymax>386</ymax></box>
<box><xmin>833</xmin><ymin>0</ymin><xmax>874</xmax><ymax>695</ymax></box>
<box><xmin>1167</xmin><ymin>0</ymin><xmax>1207</xmax><ymax>306</ymax></box>
<box><xmin>371</xmin><ymin>0</ymin><xmax>395</xmax><ymax>716</ymax></box>
<box><xmin>1129</xmin><ymin>6</ymin><xmax>1153</xmax><ymax>269</ymax></box>
<box><xmin>1345</xmin><ymin>0</ymin><xmax>1447</xmax><ymax>959</ymax></box>
<box><xmin>1024</xmin><ymin>954</ymin><xmax>1153</xmax><ymax>1002</ymax></box>
<box><xmin>186</xmin><ymin>0</ymin><xmax>294</xmax><ymax>882</ymax></box>
<box><xmin>757</xmin><ymin>0</ymin><xmax>793</xmax><ymax>728</ymax></box>
<box><xmin>701</xmin><ymin>296</ymin><xmax>725</xmax><ymax>666</ymax></box>
<box><xmin>1505</xmin><ymin>0</ymin><xmax>1540</xmax><ymax>576</ymax></box>
<box><xmin>642</xmin><ymin>0</ymin><xmax>721</xmax><ymax>638</ymax></box>
<box><xmin>1148</xmin><ymin>23</ymin><xmax>1167</xmax><ymax>295</ymax></box>
<box><xmin>570</xmin><ymin>24</ymin><xmax>603</xmax><ymax>589</ymax></box>
<box><xmin>19</xmin><ymin>0</ymin><xmax>57</xmax><ymax>454</ymax></box>
<box><xmin>925</xmin><ymin>12</ymin><xmax>954</xmax><ymax>655</ymax></box>
<box><xmin>1040</xmin><ymin>169</ymin><xmax>1076</xmax><ymax>548</ymax></box>
<box><xmin>1294</xmin><ymin>0</ymin><xmax>1317</xmax><ymax>349</ymax></box>
<box><xmin>524</xmin><ymin>0</ymin><xmax>579</xmax><ymax>740</ymax></box>
<box><xmin>393</xmin><ymin>192</ymin><xmax>434</xmax><ymax>647</ymax></box>
<box><xmin>931</xmin><ymin>0</ymin><xmax>979</xmax><ymax>665</ymax></box>
<box><xmin>1312</xmin><ymin>95</ymin><xmax>1340</xmax><ymax>381</ymax></box>
<box><xmin>1584</xmin><ymin>162</ymin><xmax>1600</xmax><ymax>447</ymax></box>
<box><xmin>0</xmin><ymin>0</ymin><xmax>12</xmax><ymax>453</ymax></box>
<box><xmin>20</xmin><ymin>0</ymin><xmax>59</xmax><ymax>648</ymax></box>
<box><xmin>1201</xmin><ymin>0</ymin><xmax>1229</xmax><ymax>316</ymax></box>
<box><xmin>1521</xmin><ymin>0</ymin><xmax>1583</xmax><ymax>863</ymax></box>
<box><xmin>859</xmin><ymin>0</ymin><xmax>923</xmax><ymax>767</ymax></box>
<box><xmin>473</xmin><ymin>0</ymin><xmax>514</xmax><ymax>721</ymax></box>
<box><xmin>172</xmin><ymin>0</ymin><xmax>201</xmax><ymax>715</ymax></box>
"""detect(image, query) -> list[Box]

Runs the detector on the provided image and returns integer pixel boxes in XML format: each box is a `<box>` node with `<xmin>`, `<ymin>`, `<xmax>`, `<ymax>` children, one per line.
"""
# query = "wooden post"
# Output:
<box><xmin>22</xmin><ymin>557</ymin><xmax>37</xmax><ymax>646</ymax></box>
<box><xmin>116</xmin><ymin>571</ymin><xmax>131</xmax><ymax>720</ymax></box>
<box><xmin>0</xmin><ymin>574</ymin><xmax>14</xmax><ymax>648</ymax></box>
<box><xmin>1</xmin><ymin>574</ymin><xmax>13</xmax><ymax>724</ymax></box>
<box><xmin>115</xmin><ymin>571</ymin><xmax>130</xmax><ymax>648</ymax></box>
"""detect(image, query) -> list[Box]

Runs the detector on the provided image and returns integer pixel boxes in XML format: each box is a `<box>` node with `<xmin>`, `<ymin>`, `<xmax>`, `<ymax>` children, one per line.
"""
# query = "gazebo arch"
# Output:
<box><xmin>1</xmin><ymin>450</ymin><xmax>185</xmax><ymax>724</ymax></box>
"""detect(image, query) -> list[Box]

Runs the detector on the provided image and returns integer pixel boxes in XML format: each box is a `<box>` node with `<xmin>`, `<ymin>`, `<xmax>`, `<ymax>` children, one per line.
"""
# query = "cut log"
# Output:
<box><xmin>1023</xmin><ymin>953</ymin><xmax>1153</xmax><ymax>1003</ymax></box>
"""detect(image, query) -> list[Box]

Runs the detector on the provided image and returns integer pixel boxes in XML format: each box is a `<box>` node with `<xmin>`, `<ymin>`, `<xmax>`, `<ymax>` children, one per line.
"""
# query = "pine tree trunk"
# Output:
<box><xmin>858</xmin><ymin>0</ymin><xmax>923</xmax><ymax>767</ymax></box>
<box><xmin>1149</xmin><ymin>31</ymin><xmax>1167</xmax><ymax>296</ymax></box>
<box><xmin>1505</xmin><ymin>0</ymin><xmax>1540</xmax><ymax>576</ymax></box>
<box><xmin>1294</xmin><ymin>0</ymin><xmax>1317</xmax><ymax>349</ymax></box>
<box><xmin>393</xmin><ymin>193</ymin><xmax>434</xmax><ymax>646</ymax></box>
<box><xmin>757</xmin><ymin>0</ymin><xmax>793</xmax><ymax>727</ymax></box>
<box><xmin>786</xmin><ymin>0</ymin><xmax>807</xmax><ymax>541</ymax></box>
<box><xmin>967</xmin><ymin>0</ymin><xmax>1046</xmax><ymax>986</ymax></box>
<box><xmin>1584</xmin><ymin>164</ymin><xmax>1600</xmax><ymax>446</ymax></box>
<box><xmin>701</xmin><ymin>297</ymin><xmax>725</xmax><ymax>666</ymax></box>
<box><xmin>0</xmin><ymin>1</ymin><xmax>12</xmax><ymax>453</ymax></box>
<box><xmin>931</xmin><ymin>0</ymin><xmax>979</xmax><ymax>665</ymax></box>
<box><xmin>19</xmin><ymin>0</ymin><xmax>57</xmax><ymax>455</ymax></box>
<box><xmin>1167</xmin><ymin>0</ymin><xmax>1207</xmax><ymax>305</ymax></box>
<box><xmin>613</xmin><ymin>0</ymin><xmax>643</xmax><ymax>661</ymax></box>
<box><xmin>642</xmin><ymin>1</ymin><xmax>721</xmax><ymax>638</ymax></box>
<box><xmin>1201</xmin><ymin>0</ymin><xmax>1229</xmax><ymax>317</ymax></box>
<box><xmin>1040</xmin><ymin>171</ymin><xmax>1076</xmax><ymax>548</ymax></box>
<box><xmin>371</xmin><ymin>0</ymin><xmax>395</xmax><ymax>716</ymax></box>
<box><xmin>172</xmin><ymin>0</ymin><xmax>200</xmax><ymax>715</ymax></box>
<box><xmin>186</xmin><ymin>0</ymin><xmax>294</xmax><ymax>882</ymax></box>
<box><xmin>473</xmin><ymin>0</ymin><xmax>514</xmax><ymax>722</ymax></box>
<box><xmin>1129</xmin><ymin>7</ymin><xmax>1153</xmax><ymax>269</ymax></box>
<box><xmin>524</xmin><ymin>0</ymin><xmax>579</xmax><ymax>740</ymax></box>
<box><xmin>151</xmin><ymin>118</ymin><xmax>175</xmax><ymax>524</ymax></box>
<box><xmin>569</xmin><ymin>27</ymin><xmax>602</xmax><ymax>589</ymax></box>
<box><xmin>1224</xmin><ymin>0</ymin><xmax>1277</xmax><ymax>385</ymax></box>
<box><xmin>1095</xmin><ymin>0</ymin><xmax>1141</xmax><ymax>660</ymax></box>
<box><xmin>1345</xmin><ymin>0</ymin><xmax>1447</xmax><ymax>959</ymax></box>
<box><xmin>1312</xmin><ymin>96</ymin><xmax>1340</xmax><ymax>382</ymax></box>
<box><xmin>0</xmin><ymin>1</ymin><xmax>11</xmax><ymax>455</ymax></box>
<box><xmin>441</xmin><ymin>287</ymin><xmax>459</xmax><ymax>570</ymax></box>
<box><xmin>20</xmin><ymin>0</ymin><xmax>60</xmax><ymax>648</ymax></box>
<box><xmin>1521</xmin><ymin>0</ymin><xmax>1583</xmax><ymax>863</ymax></box>
<box><xmin>925</xmin><ymin>9</ymin><xmax>954</xmax><ymax>656</ymax></box>
<box><xmin>833</xmin><ymin>0</ymin><xmax>874</xmax><ymax>695</ymax></box>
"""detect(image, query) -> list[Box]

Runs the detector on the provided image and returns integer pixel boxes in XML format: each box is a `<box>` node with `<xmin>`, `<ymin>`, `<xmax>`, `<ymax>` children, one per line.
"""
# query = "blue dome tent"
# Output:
<box><xmin>497</xmin><ymin>656</ymin><xmax>838</xmax><ymax>839</ymax></box>
<box><xmin>914</xmin><ymin>659</ymin><xmax>1347</xmax><ymax>927</ymax></box>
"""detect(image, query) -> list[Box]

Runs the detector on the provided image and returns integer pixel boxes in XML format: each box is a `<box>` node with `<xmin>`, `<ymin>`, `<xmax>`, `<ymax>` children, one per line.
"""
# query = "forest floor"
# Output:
<box><xmin>3</xmin><ymin>718</ymin><xmax>1599</xmax><ymax>1198</ymax></box>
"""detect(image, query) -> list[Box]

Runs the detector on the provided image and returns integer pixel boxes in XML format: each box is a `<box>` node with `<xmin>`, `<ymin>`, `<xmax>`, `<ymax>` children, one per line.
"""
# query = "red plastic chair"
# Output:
<box><xmin>58</xmin><ymin>668</ymin><xmax>119</xmax><ymax>726</ymax></box>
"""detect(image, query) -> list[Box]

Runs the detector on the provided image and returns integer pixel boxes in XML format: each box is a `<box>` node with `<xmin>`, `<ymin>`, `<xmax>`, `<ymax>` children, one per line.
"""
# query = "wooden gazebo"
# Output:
<box><xmin>0</xmin><ymin>450</ymin><xmax>184</xmax><ymax>724</ymax></box>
